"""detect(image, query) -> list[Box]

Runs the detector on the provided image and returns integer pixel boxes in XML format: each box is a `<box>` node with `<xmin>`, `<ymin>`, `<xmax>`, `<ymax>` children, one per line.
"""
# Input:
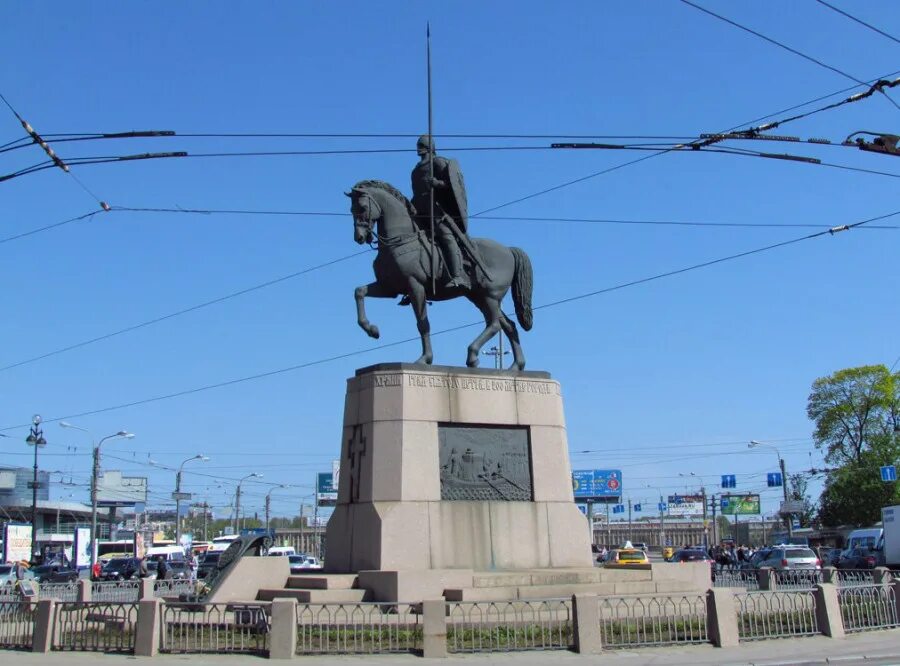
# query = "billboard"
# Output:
<box><xmin>721</xmin><ymin>494</ymin><xmax>761</xmax><ymax>515</ymax></box>
<box><xmin>572</xmin><ymin>469</ymin><xmax>622</xmax><ymax>501</ymax></box>
<box><xmin>0</xmin><ymin>470</ymin><xmax>16</xmax><ymax>490</ymax></box>
<box><xmin>667</xmin><ymin>494</ymin><xmax>705</xmax><ymax>517</ymax></box>
<box><xmin>317</xmin><ymin>472</ymin><xmax>337</xmax><ymax>506</ymax></box>
<box><xmin>3</xmin><ymin>523</ymin><xmax>32</xmax><ymax>562</ymax></box>
<box><xmin>96</xmin><ymin>471</ymin><xmax>148</xmax><ymax>506</ymax></box>
<box><xmin>73</xmin><ymin>527</ymin><xmax>92</xmax><ymax>568</ymax></box>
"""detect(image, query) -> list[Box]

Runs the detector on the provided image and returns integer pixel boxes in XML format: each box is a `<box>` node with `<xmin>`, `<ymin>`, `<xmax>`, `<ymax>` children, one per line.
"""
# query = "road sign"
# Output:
<box><xmin>721</xmin><ymin>475</ymin><xmax>736</xmax><ymax>488</ymax></box>
<box><xmin>634</xmin><ymin>504</ymin><xmax>642</xmax><ymax>512</ymax></box>
<box><xmin>792</xmin><ymin>518</ymin><xmax>800</xmax><ymax>529</ymax></box>
<box><xmin>577</xmin><ymin>504</ymin><xmax>587</xmax><ymax>516</ymax></box>
<box><xmin>26</xmin><ymin>481</ymin><xmax>44</xmax><ymax>489</ymax></box>
<box><xmin>612</xmin><ymin>504</ymin><xmax>625</xmax><ymax>514</ymax></box>
<box><xmin>658</xmin><ymin>502</ymin><xmax>667</xmax><ymax>512</ymax></box>
<box><xmin>881</xmin><ymin>465</ymin><xmax>897</xmax><ymax>483</ymax></box>
<box><xmin>780</xmin><ymin>500</ymin><xmax>804</xmax><ymax>514</ymax></box>
<box><xmin>171</xmin><ymin>492</ymin><xmax>192</xmax><ymax>501</ymax></box>
<box><xmin>317</xmin><ymin>471</ymin><xmax>337</xmax><ymax>506</ymax></box>
<box><xmin>572</xmin><ymin>469</ymin><xmax>623</xmax><ymax>501</ymax></box>
<box><xmin>767</xmin><ymin>472</ymin><xmax>783</xmax><ymax>487</ymax></box>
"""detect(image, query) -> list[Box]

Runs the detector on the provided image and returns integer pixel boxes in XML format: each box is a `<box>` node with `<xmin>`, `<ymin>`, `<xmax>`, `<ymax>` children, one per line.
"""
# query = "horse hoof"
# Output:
<box><xmin>368</xmin><ymin>326</ymin><xmax>380</xmax><ymax>339</ymax></box>
<box><xmin>466</xmin><ymin>356</ymin><xmax>479</xmax><ymax>368</ymax></box>
<box><xmin>414</xmin><ymin>355</ymin><xmax>433</xmax><ymax>365</ymax></box>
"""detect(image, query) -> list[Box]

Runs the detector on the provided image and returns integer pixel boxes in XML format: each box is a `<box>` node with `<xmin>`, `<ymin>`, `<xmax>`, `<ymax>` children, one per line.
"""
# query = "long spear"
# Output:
<box><xmin>427</xmin><ymin>23</ymin><xmax>436</xmax><ymax>295</ymax></box>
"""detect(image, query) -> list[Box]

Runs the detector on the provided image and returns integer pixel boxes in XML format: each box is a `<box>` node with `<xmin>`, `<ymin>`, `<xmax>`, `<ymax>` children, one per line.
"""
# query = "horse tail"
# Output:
<box><xmin>510</xmin><ymin>247</ymin><xmax>533</xmax><ymax>331</ymax></box>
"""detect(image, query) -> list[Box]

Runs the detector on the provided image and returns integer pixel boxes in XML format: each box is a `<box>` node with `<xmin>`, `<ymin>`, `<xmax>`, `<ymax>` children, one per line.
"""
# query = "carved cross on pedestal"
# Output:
<box><xmin>347</xmin><ymin>425</ymin><xmax>367</xmax><ymax>503</ymax></box>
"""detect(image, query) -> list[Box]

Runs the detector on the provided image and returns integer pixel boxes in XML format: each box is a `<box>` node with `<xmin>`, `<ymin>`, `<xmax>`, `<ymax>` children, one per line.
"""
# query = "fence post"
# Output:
<box><xmin>572</xmin><ymin>593</ymin><xmax>601</xmax><ymax>654</ymax></box>
<box><xmin>892</xmin><ymin>579</ymin><xmax>900</xmax><ymax>622</ymax></box>
<box><xmin>821</xmin><ymin>566</ymin><xmax>838</xmax><ymax>585</ymax></box>
<box><xmin>757</xmin><ymin>567</ymin><xmax>775</xmax><ymax>591</ymax></box>
<box><xmin>77</xmin><ymin>579</ymin><xmax>92</xmax><ymax>602</ymax></box>
<box><xmin>706</xmin><ymin>588</ymin><xmax>739</xmax><ymax>647</ymax></box>
<box><xmin>32</xmin><ymin>598</ymin><xmax>56</xmax><ymax>653</ymax></box>
<box><xmin>422</xmin><ymin>600</ymin><xmax>447</xmax><ymax>658</ymax></box>
<box><xmin>813</xmin><ymin>583</ymin><xmax>844</xmax><ymax>638</ymax></box>
<box><xmin>139</xmin><ymin>578</ymin><xmax>154</xmax><ymax>600</ymax></box>
<box><xmin>134</xmin><ymin>598</ymin><xmax>161</xmax><ymax>657</ymax></box>
<box><xmin>872</xmin><ymin>567</ymin><xmax>891</xmax><ymax>586</ymax></box>
<box><xmin>269</xmin><ymin>598</ymin><xmax>297</xmax><ymax>659</ymax></box>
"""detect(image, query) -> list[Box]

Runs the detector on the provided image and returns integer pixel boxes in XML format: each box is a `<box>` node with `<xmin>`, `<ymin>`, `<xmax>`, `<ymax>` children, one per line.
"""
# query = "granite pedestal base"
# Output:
<box><xmin>325</xmin><ymin>364</ymin><xmax>592</xmax><ymax>601</ymax></box>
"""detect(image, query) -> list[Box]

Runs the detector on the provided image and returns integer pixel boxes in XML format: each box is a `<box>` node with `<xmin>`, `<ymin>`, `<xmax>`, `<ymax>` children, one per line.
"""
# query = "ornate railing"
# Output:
<box><xmin>597</xmin><ymin>594</ymin><xmax>708</xmax><ymax>647</ymax></box>
<box><xmin>296</xmin><ymin>602</ymin><xmax>421</xmax><ymax>654</ymax></box>
<box><xmin>51</xmin><ymin>601</ymin><xmax>138</xmax><ymax>652</ymax></box>
<box><xmin>39</xmin><ymin>582</ymin><xmax>78</xmax><ymax>602</ymax></box>
<box><xmin>838</xmin><ymin>584</ymin><xmax>900</xmax><ymax>632</ymax></box>
<box><xmin>153</xmin><ymin>579</ymin><xmax>196</xmax><ymax>598</ymax></box>
<box><xmin>835</xmin><ymin>569</ymin><xmax>876</xmax><ymax>587</ymax></box>
<box><xmin>713</xmin><ymin>570</ymin><xmax>759</xmax><ymax>590</ymax></box>
<box><xmin>160</xmin><ymin>602</ymin><xmax>271</xmax><ymax>654</ymax></box>
<box><xmin>91</xmin><ymin>581</ymin><xmax>140</xmax><ymax>603</ymax></box>
<box><xmin>446</xmin><ymin>599</ymin><xmax>572</xmax><ymax>652</ymax></box>
<box><xmin>773</xmin><ymin>569</ymin><xmax>823</xmax><ymax>590</ymax></box>
<box><xmin>735</xmin><ymin>591</ymin><xmax>818</xmax><ymax>641</ymax></box>
<box><xmin>0</xmin><ymin>601</ymin><xmax>34</xmax><ymax>650</ymax></box>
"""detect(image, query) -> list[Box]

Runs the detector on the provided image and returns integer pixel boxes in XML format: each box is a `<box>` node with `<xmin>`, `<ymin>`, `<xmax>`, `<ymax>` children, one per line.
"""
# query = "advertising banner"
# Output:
<box><xmin>721</xmin><ymin>494</ymin><xmax>761</xmax><ymax>515</ymax></box>
<box><xmin>73</xmin><ymin>527</ymin><xmax>92</xmax><ymax>568</ymax></box>
<box><xmin>134</xmin><ymin>532</ymin><xmax>146</xmax><ymax>559</ymax></box>
<box><xmin>317</xmin><ymin>472</ymin><xmax>337</xmax><ymax>506</ymax></box>
<box><xmin>96</xmin><ymin>471</ymin><xmax>148</xmax><ymax>506</ymax></box>
<box><xmin>667</xmin><ymin>494</ymin><xmax>705</xmax><ymax>517</ymax></box>
<box><xmin>3</xmin><ymin>523</ymin><xmax>32</xmax><ymax>563</ymax></box>
<box><xmin>572</xmin><ymin>469</ymin><xmax>622</xmax><ymax>501</ymax></box>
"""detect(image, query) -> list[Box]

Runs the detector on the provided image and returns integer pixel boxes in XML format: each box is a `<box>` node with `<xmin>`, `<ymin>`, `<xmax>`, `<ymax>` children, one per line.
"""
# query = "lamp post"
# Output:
<box><xmin>175</xmin><ymin>454</ymin><xmax>208</xmax><ymax>546</ymax></box>
<box><xmin>265</xmin><ymin>485</ymin><xmax>290</xmax><ymax>533</ymax></box>
<box><xmin>646</xmin><ymin>484</ymin><xmax>666</xmax><ymax>551</ymax></box>
<box><xmin>25</xmin><ymin>415</ymin><xmax>47</xmax><ymax>562</ymax></box>
<box><xmin>481</xmin><ymin>341</ymin><xmax>509</xmax><ymax>369</ymax></box>
<box><xmin>234</xmin><ymin>473</ymin><xmax>262</xmax><ymax>534</ymax></box>
<box><xmin>60</xmin><ymin>422</ymin><xmax>134</xmax><ymax>569</ymax></box>
<box><xmin>749</xmin><ymin>440</ymin><xmax>792</xmax><ymax>538</ymax></box>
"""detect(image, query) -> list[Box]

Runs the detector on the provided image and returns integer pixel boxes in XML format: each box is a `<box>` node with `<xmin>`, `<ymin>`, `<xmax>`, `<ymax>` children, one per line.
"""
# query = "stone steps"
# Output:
<box><xmin>257</xmin><ymin>588</ymin><xmax>369</xmax><ymax>603</ymax></box>
<box><xmin>286</xmin><ymin>574</ymin><xmax>358</xmax><ymax>590</ymax></box>
<box><xmin>445</xmin><ymin>579</ymin><xmax>700</xmax><ymax>602</ymax></box>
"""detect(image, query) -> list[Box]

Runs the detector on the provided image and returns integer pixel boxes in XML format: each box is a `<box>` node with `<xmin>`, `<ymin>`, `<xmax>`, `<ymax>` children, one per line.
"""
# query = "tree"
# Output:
<box><xmin>807</xmin><ymin>365</ymin><xmax>898</xmax><ymax>465</ymax></box>
<box><xmin>788</xmin><ymin>473</ymin><xmax>816</xmax><ymax>528</ymax></box>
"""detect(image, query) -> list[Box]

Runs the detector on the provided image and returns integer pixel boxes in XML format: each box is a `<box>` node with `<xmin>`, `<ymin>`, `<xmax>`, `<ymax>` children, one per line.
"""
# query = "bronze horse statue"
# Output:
<box><xmin>346</xmin><ymin>180</ymin><xmax>533</xmax><ymax>369</ymax></box>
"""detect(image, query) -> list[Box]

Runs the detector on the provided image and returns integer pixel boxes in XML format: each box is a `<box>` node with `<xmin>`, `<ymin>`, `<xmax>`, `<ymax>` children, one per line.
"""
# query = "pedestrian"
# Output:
<box><xmin>139</xmin><ymin>557</ymin><xmax>149</xmax><ymax>579</ymax></box>
<box><xmin>91</xmin><ymin>560</ymin><xmax>102</xmax><ymax>581</ymax></box>
<box><xmin>156</xmin><ymin>556</ymin><xmax>169</xmax><ymax>581</ymax></box>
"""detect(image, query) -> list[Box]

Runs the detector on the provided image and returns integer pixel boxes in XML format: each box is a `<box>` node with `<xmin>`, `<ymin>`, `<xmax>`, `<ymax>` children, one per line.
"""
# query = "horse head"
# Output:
<box><xmin>346</xmin><ymin>187</ymin><xmax>377</xmax><ymax>245</ymax></box>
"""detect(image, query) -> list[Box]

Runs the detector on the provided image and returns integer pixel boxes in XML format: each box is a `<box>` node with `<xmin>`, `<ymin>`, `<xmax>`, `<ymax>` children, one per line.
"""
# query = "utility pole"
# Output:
<box><xmin>780</xmin><ymin>457</ymin><xmax>793</xmax><ymax>539</ymax></box>
<box><xmin>25</xmin><ymin>415</ymin><xmax>47</xmax><ymax>562</ymax></box>
<box><xmin>700</xmin><ymin>485</ymin><xmax>708</xmax><ymax>550</ymax></box>
<box><xmin>481</xmin><ymin>341</ymin><xmax>508</xmax><ymax>369</ymax></box>
<box><xmin>627</xmin><ymin>498</ymin><xmax>633</xmax><ymax>542</ymax></box>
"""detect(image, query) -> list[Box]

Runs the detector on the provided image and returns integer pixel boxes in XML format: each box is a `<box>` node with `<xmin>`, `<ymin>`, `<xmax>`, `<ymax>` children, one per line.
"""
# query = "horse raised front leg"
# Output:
<box><xmin>407</xmin><ymin>280</ymin><xmax>433</xmax><ymax>365</ymax></box>
<box><xmin>355</xmin><ymin>281</ymin><xmax>395</xmax><ymax>339</ymax></box>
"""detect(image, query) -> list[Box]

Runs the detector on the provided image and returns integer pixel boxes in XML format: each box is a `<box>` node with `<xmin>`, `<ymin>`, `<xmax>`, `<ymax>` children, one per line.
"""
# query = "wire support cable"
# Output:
<box><xmin>814</xmin><ymin>0</ymin><xmax>900</xmax><ymax>45</ymax></box>
<box><xmin>1</xmin><ymin>207</ymin><xmax>893</xmax><ymax>432</ymax></box>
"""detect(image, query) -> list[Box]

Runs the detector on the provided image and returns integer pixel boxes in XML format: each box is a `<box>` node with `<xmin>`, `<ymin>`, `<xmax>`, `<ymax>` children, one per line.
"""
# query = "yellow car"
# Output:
<box><xmin>602</xmin><ymin>548</ymin><xmax>651</xmax><ymax>568</ymax></box>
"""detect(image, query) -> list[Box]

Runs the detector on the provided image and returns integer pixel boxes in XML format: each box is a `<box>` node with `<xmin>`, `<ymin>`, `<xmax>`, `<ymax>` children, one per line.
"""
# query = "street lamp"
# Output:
<box><xmin>646</xmin><ymin>484</ymin><xmax>666</xmax><ymax>552</ymax></box>
<box><xmin>265</xmin><ymin>485</ymin><xmax>290</xmax><ymax>533</ymax></box>
<box><xmin>25</xmin><ymin>415</ymin><xmax>47</xmax><ymax>562</ymax></box>
<box><xmin>60</xmin><ymin>421</ymin><xmax>134</xmax><ymax>569</ymax></box>
<box><xmin>481</xmin><ymin>341</ymin><xmax>509</xmax><ymax>369</ymax></box>
<box><xmin>234</xmin><ymin>473</ymin><xmax>262</xmax><ymax>533</ymax></box>
<box><xmin>175</xmin><ymin>455</ymin><xmax>209</xmax><ymax>545</ymax></box>
<box><xmin>749</xmin><ymin>439</ymin><xmax>792</xmax><ymax>538</ymax></box>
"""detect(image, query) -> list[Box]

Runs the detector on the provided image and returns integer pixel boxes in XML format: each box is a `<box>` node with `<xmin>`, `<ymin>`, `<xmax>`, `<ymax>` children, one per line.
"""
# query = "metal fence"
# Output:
<box><xmin>296</xmin><ymin>602</ymin><xmax>422</xmax><ymax>655</ymax></box>
<box><xmin>91</xmin><ymin>581</ymin><xmax>140</xmax><ymax>603</ymax></box>
<box><xmin>153</xmin><ymin>579</ymin><xmax>196</xmax><ymax>598</ymax></box>
<box><xmin>773</xmin><ymin>569</ymin><xmax>823</xmax><ymax>591</ymax></box>
<box><xmin>40</xmin><ymin>582</ymin><xmax>78</xmax><ymax>601</ymax></box>
<box><xmin>597</xmin><ymin>594</ymin><xmax>708</xmax><ymax>648</ymax></box>
<box><xmin>838</xmin><ymin>584</ymin><xmax>900</xmax><ymax>633</ymax></box>
<box><xmin>713</xmin><ymin>570</ymin><xmax>759</xmax><ymax>591</ymax></box>
<box><xmin>735</xmin><ymin>591</ymin><xmax>818</xmax><ymax>641</ymax></box>
<box><xmin>161</xmin><ymin>602</ymin><xmax>271</xmax><ymax>654</ymax></box>
<box><xmin>0</xmin><ymin>601</ymin><xmax>34</xmax><ymax>649</ymax></box>
<box><xmin>835</xmin><ymin>569</ymin><xmax>876</xmax><ymax>587</ymax></box>
<box><xmin>52</xmin><ymin>601</ymin><xmax>138</xmax><ymax>652</ymax></box>
<box><xmin>446</xmin><ymin>599</ymin><xmax>572</xmax><ymax>652</ymax></box>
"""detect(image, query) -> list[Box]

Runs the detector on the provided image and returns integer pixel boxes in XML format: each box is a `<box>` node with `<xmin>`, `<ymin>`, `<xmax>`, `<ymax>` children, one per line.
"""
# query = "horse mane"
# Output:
<box><xmin>353</xmin><ymin>179</ymin><xmax>417</xmax><ymax>218</ymax></box>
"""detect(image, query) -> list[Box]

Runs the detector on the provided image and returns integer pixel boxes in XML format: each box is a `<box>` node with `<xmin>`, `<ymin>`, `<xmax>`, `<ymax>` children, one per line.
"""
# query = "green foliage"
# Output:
<box><xmin>788</xmin><ymin>474</ymin><xmax>816</xmax><ymax>528</ymax></box>
<box><xmin>806</xmin><ymin>365</ymin><xmax>899</xmax><ymax>465</ymax></box>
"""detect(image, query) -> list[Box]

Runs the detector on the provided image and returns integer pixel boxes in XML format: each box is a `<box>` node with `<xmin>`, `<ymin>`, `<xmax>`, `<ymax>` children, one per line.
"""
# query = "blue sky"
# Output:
<box><xmin>1</xmin><ymin>1</ymin><xmax>897</xmax><ymax>525</ymax></box>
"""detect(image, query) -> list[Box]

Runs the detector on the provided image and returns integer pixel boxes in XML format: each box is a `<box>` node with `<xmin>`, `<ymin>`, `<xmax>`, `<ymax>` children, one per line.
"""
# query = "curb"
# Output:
<box><xmin>746</xmin><ymin>653</ymin><xmax>900</xmax><ymax>666</ymax></box>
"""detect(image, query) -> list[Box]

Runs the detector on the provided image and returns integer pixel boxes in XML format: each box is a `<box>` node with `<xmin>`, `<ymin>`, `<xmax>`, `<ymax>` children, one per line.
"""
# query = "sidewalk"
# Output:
<box><xmin>8</xmin><ymin>630</ymin><xmax>900</xmax><ymax>666</ymax></box>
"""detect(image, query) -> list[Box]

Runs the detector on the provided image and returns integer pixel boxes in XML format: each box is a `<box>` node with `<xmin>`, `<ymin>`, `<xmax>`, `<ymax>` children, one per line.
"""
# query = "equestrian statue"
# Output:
<box><xmin>346</xmin><ymin>136</ymin><xmax>534</xmax><ymax>370</ymax></box>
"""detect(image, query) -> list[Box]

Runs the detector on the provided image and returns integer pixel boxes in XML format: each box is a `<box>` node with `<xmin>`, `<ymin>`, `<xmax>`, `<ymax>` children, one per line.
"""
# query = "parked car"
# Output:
<box><xmin>297</xmin><ymin>556</ymin><xmax>322</xmax><ymax>570</ymax></box>
<box><xmin>31</xmin><ymin>564</ymin><xmax>78</xmax><ymax>584</ymax></box>
<box><xmin>601</xmin><ymin>549</ymin><xmax>650</xmax><ymax>569</ymax></box>
<box><xmin>671</xmin><ymin>549</ymin><xmax>715</xmax><ymax>578</ymax></box>
<box><xmin>631</xmin><ymin>542</ymin><xmax>649</xmax><ymax>552</ymax></box>
<box><xmin>100</xmin><ymin>557</ymin><xmax>143</xmax><ymax>581</ymax></box>
<box><xmin>197</xmin><ymin>552</ymin><xmax>220</xmax><ymax>580</ymax></box>
<box><xmin>821</xmin><ymin>548</ymin><xmax>843</xmax><ymax>567</ymax></box>
<box><xmin>755</xmin><ymin>546</ymin><xmax>821</xmax><ymax>570</ymax></box>
<box><xmin>738</xmin><ymin>548</ymin><xmax>773</xmax><ymax>575</ymax></box>
<box><xmin>288</xmin><ymin>554</ymin><xmax>307</xmax><ymax>575</ymax></box>
<box><xmin>836</xmin><ymin>546</ymin><xmax>879</xmax><ymax>570</ymax></box>
<box><xmin>163</xmin><ymin>560</ymin><xmax>192</xmax><ymax>580</ymax></box>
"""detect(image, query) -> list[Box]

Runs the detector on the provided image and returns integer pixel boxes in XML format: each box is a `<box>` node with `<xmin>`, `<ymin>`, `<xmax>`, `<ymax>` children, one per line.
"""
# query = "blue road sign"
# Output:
<box><xmin>672</xmin><ymin>494</ymin><xmax>684</xmax><ymax>505</ymax></box>
<box><xmin>721</xmin><ymin>475</ymin><xmax>736</xmax><ymax>488</ymax></box>
<box><xmin>658</xmin><ymin>502</ymin><xmax>667</xmax><ymax>512</ymax></box>
<box><xmin>767</xmin><ymin>472</ymin><xmax>783</xmax><ymax>487</ymax></box>
<box><xmin>577</xmin><ymin>504</ymin><xmax>588</xmax><ymax>516</ymax></box>
<box><xmin>720</xmin><ymin>498</ymin><xmax>730</xmax><ymax>510</ymax></box>
<box><xmin>881</xmin><ymin>465</ymin><xmax>897</xmax><ymax>483</ymax></box>
<box><xmin>572</xmin><ymin>469</ymin><xmax>623</xmax><ymax>500</ymax></box>
<box><xmin>634</xmin><ymin>504</ymin><xmax>642</xmax><ymax>512</ymax></box>
<box><xmin>613</xmin><ymin>504</ymin><xmax>625</xmax><ymax>514</ymax></box>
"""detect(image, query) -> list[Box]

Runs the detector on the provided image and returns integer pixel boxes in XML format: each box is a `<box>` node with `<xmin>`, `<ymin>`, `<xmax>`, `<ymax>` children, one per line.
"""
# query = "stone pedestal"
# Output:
<box><xmin>325</xmin><ymin>363</ymin><xmax>592</xmax><ymax>599</ymax></box>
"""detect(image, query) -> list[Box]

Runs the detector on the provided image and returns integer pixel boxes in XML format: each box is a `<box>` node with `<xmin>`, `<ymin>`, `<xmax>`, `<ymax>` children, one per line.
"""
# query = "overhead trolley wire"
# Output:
<box><xmin>0</xmin><ymin>207</ymin><xmax>892</xmax><ymax>432</ymax></box>
<box><xmin>814</xmin><ymin>0</ymin><xmax>900</xmax><ymax>46</ymax></box>
<box><xmin>678</xmin><ymin>0</ymin><xmax>900</xmax><ymax>111</ymax></box>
